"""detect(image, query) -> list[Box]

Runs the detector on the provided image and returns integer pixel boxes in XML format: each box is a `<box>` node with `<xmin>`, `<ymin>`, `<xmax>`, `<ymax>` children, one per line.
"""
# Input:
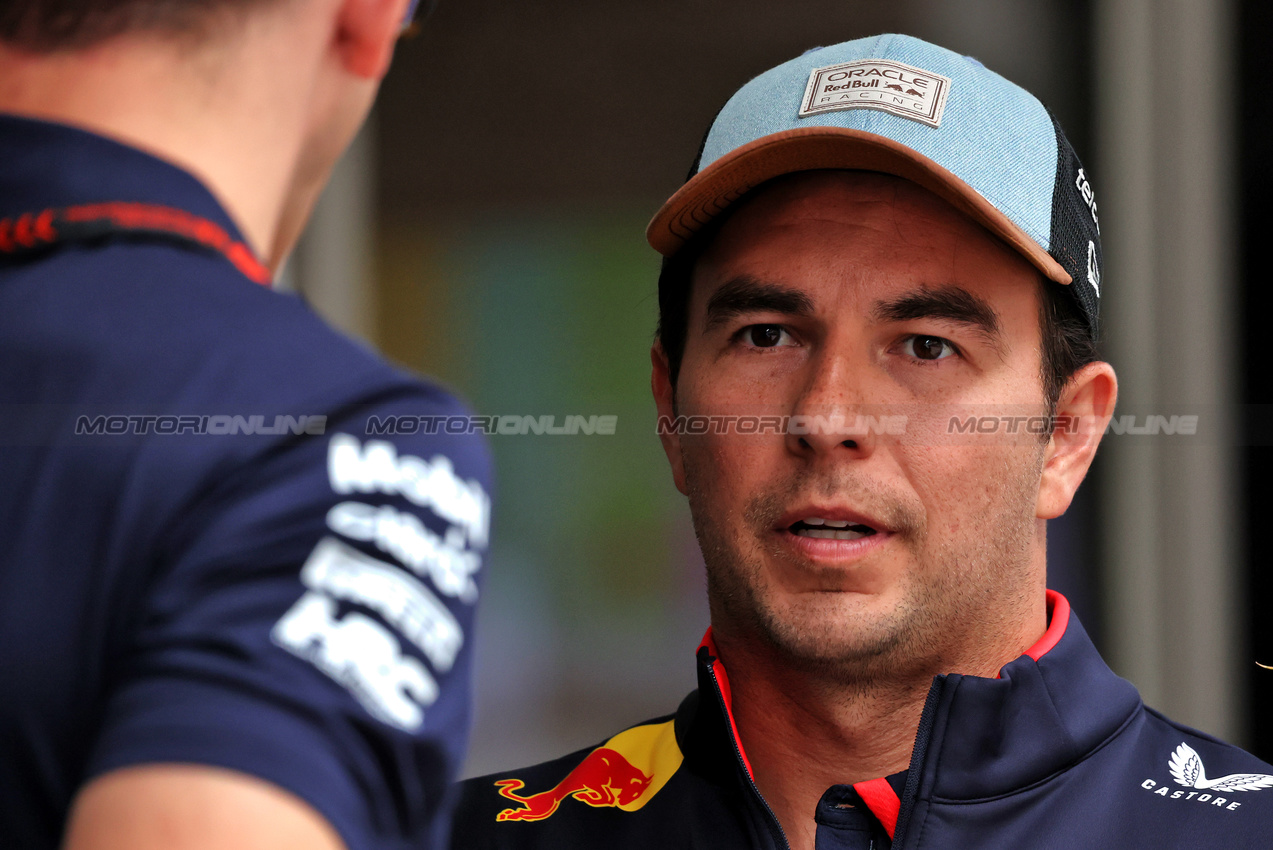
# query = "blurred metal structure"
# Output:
<box><xmin>290</xmin><ymin>122</ymin><xmax>378</xmax><ymax>344</ymax></box>
<box><xmin>1095</xmin><ymin>0</ymin><xmax>1243</xmax><ymax>741</ymax></box>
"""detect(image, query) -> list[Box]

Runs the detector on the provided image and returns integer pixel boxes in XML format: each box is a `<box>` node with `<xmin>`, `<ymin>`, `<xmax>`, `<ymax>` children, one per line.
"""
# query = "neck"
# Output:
<box><xmin>0</xmin><ymin>26</ymin><xmax>322</xmax><ymax>269</ymax></box>
<box><xmin>718</xmin><ymin>595</ymin><xmax>1048</xmax><ymax>850</ymax></box>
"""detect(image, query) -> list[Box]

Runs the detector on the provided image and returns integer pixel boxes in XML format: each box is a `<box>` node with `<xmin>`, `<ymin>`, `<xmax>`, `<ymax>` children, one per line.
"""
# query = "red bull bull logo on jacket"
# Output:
<box><xmin>492</xmin><ymin>718</ymin><xmax>682</xmax><ymax>822</ymax></box>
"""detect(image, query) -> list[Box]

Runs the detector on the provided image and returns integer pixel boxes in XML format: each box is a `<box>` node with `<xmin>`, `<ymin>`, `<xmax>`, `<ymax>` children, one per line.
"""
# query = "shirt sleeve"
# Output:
<box><xmin>83</xmin><ymin>385</ymin><xmax>493</xmax><ymax>850</ymax></box>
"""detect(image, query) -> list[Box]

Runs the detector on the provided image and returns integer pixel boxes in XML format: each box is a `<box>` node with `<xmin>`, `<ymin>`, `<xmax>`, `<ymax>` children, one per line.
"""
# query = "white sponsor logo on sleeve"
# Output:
<box><xmin>273</xmin><ymin>537</ymin><xmax>467</xmax><ymax>730</ymax></box>
<box><xmin>300</xmin><ymin>537</ymin><xmax>463</xmax><ymax>672</ymax></box>
<box><xmin>327</xmin><ymin>501</ymin><xmax>481</xmax><ymax>603</ymax></box>
<box><xmin>273</xmin><ymin>592</ymin><xmax>437</xmax><ymax>731</ymax></box>
<box><xmin>327</xmin><ymin>434</ymin><xmax>490</xmax><ymax>549</ymax></box>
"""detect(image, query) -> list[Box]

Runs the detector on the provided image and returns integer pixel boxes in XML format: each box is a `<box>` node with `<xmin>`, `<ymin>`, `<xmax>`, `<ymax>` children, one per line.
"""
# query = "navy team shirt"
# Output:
<box><xmin>0</xmin><ymin>114</ymin><xmax>492</xmax><ymax>850</ymax></box>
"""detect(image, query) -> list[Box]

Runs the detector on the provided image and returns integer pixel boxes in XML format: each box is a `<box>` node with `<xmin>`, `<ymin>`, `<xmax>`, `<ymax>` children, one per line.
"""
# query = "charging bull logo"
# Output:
<box><xmin>495</xmin><ymin>748</ymin><xmax>651</xmax><ymax>821</ymax></box>
<box><xmin>493</xmin><ymin>719</ymin><xmax>683</xmax><ymax>823</ymax></box>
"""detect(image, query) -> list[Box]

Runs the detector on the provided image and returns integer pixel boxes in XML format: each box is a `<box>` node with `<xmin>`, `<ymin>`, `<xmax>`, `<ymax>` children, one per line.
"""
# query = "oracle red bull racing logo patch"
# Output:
<box><xmin>799</xmin><ymin>58</ymin><xmax>951</xmax><ymax>128</ymax></box>
<box><xmin>493</xmin><ymin>719</ymin><xmax>682</xmax><ymax>822</ymax></box>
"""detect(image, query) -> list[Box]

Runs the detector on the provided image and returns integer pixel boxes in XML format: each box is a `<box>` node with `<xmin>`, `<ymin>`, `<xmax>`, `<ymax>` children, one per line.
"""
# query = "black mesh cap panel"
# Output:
<box><xmin>1047</xmin><ymin>109</ymin><xmax>1103</xmax><ymax>343</ymax></box>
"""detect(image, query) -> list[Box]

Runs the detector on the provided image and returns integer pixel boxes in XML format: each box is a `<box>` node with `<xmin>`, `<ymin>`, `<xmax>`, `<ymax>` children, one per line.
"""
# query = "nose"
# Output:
<box><xmin>783</xmin><ymin>347</ymin><xmax>878</xmax><ymax>460</ymax></box>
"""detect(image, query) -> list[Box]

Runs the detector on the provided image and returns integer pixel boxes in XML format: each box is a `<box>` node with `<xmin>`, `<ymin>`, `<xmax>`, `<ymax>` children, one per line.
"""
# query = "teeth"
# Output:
<box><xmin>803</xmin><ymin>517</ymin><xmax>826</xmax><ymax>526</ymax></box>
<box><xmin>795</xmin><ymin>527</ymin><xmax>871</xmax><ymax>541</ymax></box>
<box><xmin>824</xmin><ymin>520</ymin><xmax>850</xmax><ymax>528</ymax></box>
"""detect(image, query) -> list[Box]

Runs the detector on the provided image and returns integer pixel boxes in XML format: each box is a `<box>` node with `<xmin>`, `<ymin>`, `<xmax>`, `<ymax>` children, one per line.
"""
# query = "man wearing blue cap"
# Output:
<box><xmin>0</xmin><ymin>1</ymin><xmax>489</xmax><ymax>849</ymax></box>
<box><xmin>452</xmin><ymin>34</ymin><xmax>1273</xmax><ymax>850</ymax></box>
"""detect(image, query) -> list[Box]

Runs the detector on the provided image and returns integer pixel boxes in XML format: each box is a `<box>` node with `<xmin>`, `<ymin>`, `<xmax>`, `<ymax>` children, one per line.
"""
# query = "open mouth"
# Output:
<box><xmin>788</xmin><ymin>517</ymin><xmax>877</xmax><ymax>541</ymax></box>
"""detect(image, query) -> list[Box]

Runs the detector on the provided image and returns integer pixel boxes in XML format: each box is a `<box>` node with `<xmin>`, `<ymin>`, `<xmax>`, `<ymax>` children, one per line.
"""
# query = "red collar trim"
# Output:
<box><xmin>852</xmin><ymin>777</ymin><xmax>901</xmax><ymax>839</ymax></box>
<box><xmin>698</xmin><ymin>627</ymin><xmax>756</xmax><ymax>781</ymax></box>
<box><xmin>0</xmin><ymin>202</ymin><xmax>272</xmax><ymax>286</ymax></box>
<box><xmin>1025</xmin><ymin>589</ymin><xmax>1070</xmax><ymax>661</ymax></box>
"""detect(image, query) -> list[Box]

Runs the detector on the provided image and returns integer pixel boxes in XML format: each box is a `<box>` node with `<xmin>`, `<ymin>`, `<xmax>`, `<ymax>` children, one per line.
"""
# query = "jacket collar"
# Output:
<box><xmin>919</xmin><ymin>591</ymin><xmax>1142</xmax><ymax>799</ymax></box>
<box><xmin>0</xmin><ymin>113</ymin><xmax>245</xmax><ymax>242</ymax></box>
<box><xmin>682</xmin><ymin>592</ymin><xmax>1143</xmax><ymax>802</ymax></box>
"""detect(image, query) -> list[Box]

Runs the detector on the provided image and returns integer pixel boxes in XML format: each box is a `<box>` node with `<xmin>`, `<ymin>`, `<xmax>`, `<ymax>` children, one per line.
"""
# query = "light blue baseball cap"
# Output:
<box><xmin>647</xmin><ymin>34</ymin><xmax>1102</xmax><ymax>340</ymax></box>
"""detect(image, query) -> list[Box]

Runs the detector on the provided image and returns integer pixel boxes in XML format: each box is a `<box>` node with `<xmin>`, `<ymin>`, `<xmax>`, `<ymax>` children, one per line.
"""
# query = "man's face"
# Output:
<box><xmin>659</xmin><ymin>170</ymin><xmax>1056</xmax><ymax>681</ymax></box>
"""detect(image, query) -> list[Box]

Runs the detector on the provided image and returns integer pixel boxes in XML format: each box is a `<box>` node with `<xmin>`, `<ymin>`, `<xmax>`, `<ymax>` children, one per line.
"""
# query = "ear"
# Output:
<box><xmin>1036</xmin><ymin>361</ymin><xmax>1118</xmax><ymax>519</ymax></box>
<box><xmin>334</xmin><ymin>0</ymin><xmax>411</xmax><ymax>79</ymax></box>
<box><xmin>651</xmin><ymin>341</ymin><xmax>688</xmax><ymax>496</ymax></box>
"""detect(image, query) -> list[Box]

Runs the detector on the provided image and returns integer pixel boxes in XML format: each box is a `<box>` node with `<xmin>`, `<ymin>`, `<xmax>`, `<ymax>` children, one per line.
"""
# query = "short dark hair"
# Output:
<box><xmin>0</xmin><ymin>0</ymin><xmax>270</xmax><ymax>51</ymax></box>
<box><xmin>655</xmin><ymin>194</ymin><xmax>1099</xmax><ymax>420</ymax></box>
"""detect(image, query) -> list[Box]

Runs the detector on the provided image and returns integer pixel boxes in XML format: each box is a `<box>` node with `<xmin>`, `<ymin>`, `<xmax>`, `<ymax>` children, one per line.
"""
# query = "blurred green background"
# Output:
<box><xmin>376</xmin><ymin>213</ymin><xmax>708</xmax><ymax>773</ymax></box>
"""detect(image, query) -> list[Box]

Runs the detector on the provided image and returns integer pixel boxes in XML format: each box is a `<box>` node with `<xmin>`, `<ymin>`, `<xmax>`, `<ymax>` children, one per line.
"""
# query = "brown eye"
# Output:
<box><xmin>907</xmin><ymin>335</ymin><xmax>954</xmax><ymax>361</ymax></box>
<box><xmin>747</xmin><ymin>325</ymin><xmax>789</xmax><ymax>348</ymax></box>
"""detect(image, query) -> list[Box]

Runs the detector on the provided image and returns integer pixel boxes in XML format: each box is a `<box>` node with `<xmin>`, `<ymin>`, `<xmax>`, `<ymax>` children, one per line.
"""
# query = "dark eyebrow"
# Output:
<box><xmin>871</xmin><ymin>286</ymin><xmax>1004</xmax><ymax>346</ymax></box>
<box><xmin>703</xmin><ymin>276</ymin><xmax>815</xmax><ymax>331</ymax></box>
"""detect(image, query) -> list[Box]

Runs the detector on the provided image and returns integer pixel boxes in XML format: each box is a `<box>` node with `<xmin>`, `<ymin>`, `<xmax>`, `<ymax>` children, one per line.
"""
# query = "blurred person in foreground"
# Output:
<box><xmin>452</xmin><ymin>34</ymin><xmax>1273</xmax><ymax>850</ymax></box>
<box><xmin>0</xmin><ymin>1</ymin><xmax>491</xmax><ymax>848</ymax></box>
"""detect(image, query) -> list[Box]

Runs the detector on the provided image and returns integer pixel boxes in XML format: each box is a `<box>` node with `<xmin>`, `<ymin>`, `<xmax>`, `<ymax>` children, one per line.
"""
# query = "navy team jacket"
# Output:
<box><xmin>0</xmin><ymin>114</ymin><xmax>492</xmax><ymax>850</ymax></box>
<box><xmin>454</xmin><ymin>592</ymin><xmax>1273</xmax><ymax>848</ymax></box>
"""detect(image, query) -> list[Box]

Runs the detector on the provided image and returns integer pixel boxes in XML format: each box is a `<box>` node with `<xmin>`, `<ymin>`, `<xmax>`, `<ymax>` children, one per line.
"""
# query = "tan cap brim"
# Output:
<box><xmin>646</xmin><ymin>126</ymin><xmax>1072</xmax><ymax>286</ymax></box>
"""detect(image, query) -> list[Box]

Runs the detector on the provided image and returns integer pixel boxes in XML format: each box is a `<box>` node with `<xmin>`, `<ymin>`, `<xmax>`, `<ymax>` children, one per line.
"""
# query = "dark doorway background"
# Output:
<box><xmin>1240</xmin><ymin>0</ymin><xmax>1273</xmax><ymax>763</ymax></box>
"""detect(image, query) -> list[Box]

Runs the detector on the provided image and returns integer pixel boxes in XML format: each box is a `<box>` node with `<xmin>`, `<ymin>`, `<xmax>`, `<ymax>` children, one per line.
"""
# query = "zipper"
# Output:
<box><xmin>704</xmin><ymin>659</ymin><xmax>792</xmax><ymax>850</ymax></box>
<box><xmin>891</xmin><ymin>675</ymin><xmax>946</xmax><ymax>847</ymax></box>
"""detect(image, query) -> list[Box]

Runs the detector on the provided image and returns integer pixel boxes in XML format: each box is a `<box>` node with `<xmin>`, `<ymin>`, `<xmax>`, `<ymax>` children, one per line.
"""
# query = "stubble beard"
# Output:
<box><xmin>684</xmin><ymin>446</ymin><xmax>1045</xmax><ymax>688</ymax></box>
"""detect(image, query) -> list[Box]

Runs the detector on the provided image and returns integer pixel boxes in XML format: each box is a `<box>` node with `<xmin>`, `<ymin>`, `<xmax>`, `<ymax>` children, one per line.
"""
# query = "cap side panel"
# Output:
<box><xmin>1046</xmin><ymin>110</ymin><xmax>1102</xmax><ymax>341</ymax></box>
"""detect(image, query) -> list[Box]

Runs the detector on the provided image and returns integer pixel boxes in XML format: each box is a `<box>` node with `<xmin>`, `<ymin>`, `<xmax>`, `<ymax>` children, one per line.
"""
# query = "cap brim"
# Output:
<box><xmin>646</xmin><ymin>126</ymin><xmax>1072</xmax><ymax>286</ymax></box>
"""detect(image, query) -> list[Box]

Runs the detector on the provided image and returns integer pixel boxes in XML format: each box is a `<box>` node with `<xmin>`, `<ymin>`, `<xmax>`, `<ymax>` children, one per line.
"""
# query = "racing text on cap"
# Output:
<box><xmin>799</xmin><ymin>59</ymin><xmax>951</xmax><ymax>128</ymax></box>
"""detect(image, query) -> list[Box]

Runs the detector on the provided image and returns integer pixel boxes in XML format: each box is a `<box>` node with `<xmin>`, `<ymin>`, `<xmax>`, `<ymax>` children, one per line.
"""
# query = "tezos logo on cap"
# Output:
<box><xmin>800</xmin><ymin>59</ymin><xmax>951</xmax><ymax>128</ymax></box>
